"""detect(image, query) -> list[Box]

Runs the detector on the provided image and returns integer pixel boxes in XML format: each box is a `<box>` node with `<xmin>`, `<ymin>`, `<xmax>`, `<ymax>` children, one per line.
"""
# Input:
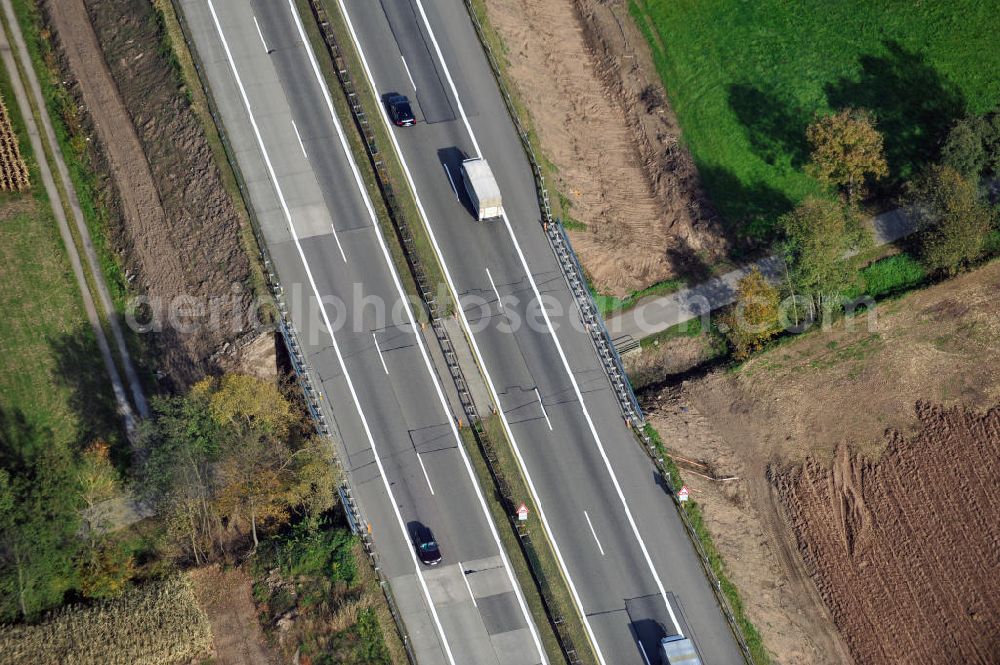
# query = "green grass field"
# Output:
<box><xmin>630</xmin><ymin>0</ymin><xmax>1000</xmax><ymax>241</ymax></box>
<box><xmin>0</xmin><ymin>54</ymin><xmax>103</xmax><ymax>453</ymax></box>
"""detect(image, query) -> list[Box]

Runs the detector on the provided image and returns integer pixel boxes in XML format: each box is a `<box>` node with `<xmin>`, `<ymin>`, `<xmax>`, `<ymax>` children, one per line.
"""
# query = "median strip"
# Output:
<box><xmin>297</xmin><ymin>1</ymin><xmax>598</xmax><ymax>662</ymax></box>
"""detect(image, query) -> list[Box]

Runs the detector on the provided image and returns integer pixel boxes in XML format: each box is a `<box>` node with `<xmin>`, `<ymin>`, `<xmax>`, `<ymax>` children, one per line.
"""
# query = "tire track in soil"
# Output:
<box><xmin>45</xmin><ymin>0</ymin><xmax>253</xmax><ymax>388</ymax></box>
<box><xmin>776</xmin><ymin>403</ymin><xmax>1000</xmax><ymax>665</ymax></box>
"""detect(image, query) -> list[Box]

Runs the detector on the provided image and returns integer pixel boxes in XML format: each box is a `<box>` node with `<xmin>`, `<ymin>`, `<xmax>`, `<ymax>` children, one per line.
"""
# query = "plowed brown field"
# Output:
<box><xmin>777</xmin><ymin>404</ymin><xmax>1000</xmax><ymax>665</ymax></box>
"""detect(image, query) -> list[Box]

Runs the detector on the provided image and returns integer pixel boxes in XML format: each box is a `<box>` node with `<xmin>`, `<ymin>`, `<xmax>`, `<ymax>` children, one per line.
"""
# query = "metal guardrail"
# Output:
<box><xmin>459</xmin><ymin>3</ymin><xmax>756</xmax><ymax>662</ymax></box>
<box><xmin>305</xmin><ymin>3</ymin><xmax>584</xmax><ymax>662</ymax></box>
<box><xmin>460</xmin><ymin>0</ymin><xmax>645</xmax><ymax>428</ymax></box>
<box><xmin>634</xmin><ymin>427</ymin><xmax>757</xmax><ymax>664</ymax></box>
<box><xmin>164</xmin><ymin>4</ymin><xmax>417</xmax><ymax>662</ymax></box>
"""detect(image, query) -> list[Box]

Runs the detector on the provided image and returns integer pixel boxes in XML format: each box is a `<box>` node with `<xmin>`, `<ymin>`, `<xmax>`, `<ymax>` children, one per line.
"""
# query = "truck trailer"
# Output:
<box><xmin>659</xmin><ymin>634</ymin><xmax>701</xmax><ymax>665</ymax></box>
<box><xmin>460</xmin><ymin>157</ymin><xmax>502</xmax><ymax>220</ymax></box>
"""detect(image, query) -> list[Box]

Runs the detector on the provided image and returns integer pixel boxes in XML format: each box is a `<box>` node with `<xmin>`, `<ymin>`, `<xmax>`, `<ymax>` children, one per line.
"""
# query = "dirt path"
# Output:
<box><xmin>484</xmin><ymin>0</ymin><xmax>726</xmax><ymax>296</ymax></box>
<box><xmin>45</xmin><ymin>0</ymin><xmax>254</xmax><ymax>388</ymax></box>
<box><xmin>189</xmin><ymin>565</ymin><xmax>274</xmax><ymax>665</ymax></box>
<box><xmin>0</xmin><ymin>0</ymin><xmax>141</xmax><ymax>435</ymax></box>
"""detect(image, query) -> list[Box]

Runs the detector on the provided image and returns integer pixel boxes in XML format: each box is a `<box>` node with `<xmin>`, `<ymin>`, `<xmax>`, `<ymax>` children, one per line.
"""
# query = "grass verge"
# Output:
<box><xmin>459</xmin><ymin>421</ymin><xmax>594</xmax><ymax>665</ymax></box>
<box><xmin>0</xmin><ymin>46</ymin><xmax>100</xmax><ymax>451</ymax></box>
<box><xmin>303</xmin><ymin>0</ymin><xmax>450</xmax><ymax>317</ymax></box>
<box><xmin>8</xmin><ymin>0</ymin><xmax>128</xmax><ymax>310</ymax></box>
<box><xmin>641</xmin><ymin>424</ymin><xmax>770</xmax><ymax>664</ymax></box>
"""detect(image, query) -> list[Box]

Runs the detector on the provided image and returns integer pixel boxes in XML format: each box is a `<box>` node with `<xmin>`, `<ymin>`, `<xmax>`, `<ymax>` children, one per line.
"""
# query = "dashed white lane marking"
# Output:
<box><xmin>584</xmin><ymin>510</ymin><xmax>605</xmax><ymax>556</ymax></box>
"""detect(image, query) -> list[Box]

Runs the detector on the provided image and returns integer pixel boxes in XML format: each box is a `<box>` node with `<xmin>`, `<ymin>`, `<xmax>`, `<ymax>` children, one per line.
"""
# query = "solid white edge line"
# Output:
<box><xmin>372</xmin><ymin>332</ymin><xmax>389</xmax><ymax>374</ymax></box>
<box><xmin>335</xmin><ymin>1</ymin><xmax>606</xmax><ymax>661</ymax></box>
<box><xmin>442</xmin><ymin>163</ymin><xmax>459</xmax><ymax>200</ymax></box>
<box><xmin>206</xmin><ymin>4</ymin><xmax>458</xmax><ymax>665</ymax></box>
<box><xmin>534</xmin><ymin>387</ymin><xmax>552</xmax><ymax>431</ymax></box>
<box><xmin>287</xmin><ymin>2</ymin><xmax>548</xmax><ymax>663</ymax></box>
<box><xmin>583</xmin><ymin>510</ymin><xmax>605</xmax><ymax>556</ymax></box>
<box><xmin>417</xmin><ymin>453</ymin><xmax>436</xmax><ymax>495</ymax></box>
<box><xmin>291</xmin><ymin>119</ymin><xmax>308</xmax><ymax>158</ymax></box>
<box><xmin>329</xmin><ymin>223</ymin><xmax>347</xmax><ymax>262</ymax></box>
<box><xmin>485</xmin><ymin>267</ymin><xmax>503</xmax><ymax>311</ymax></box>
<box><xmin>400</xmin><ymin>55</ymin><xmax>416</xmax><ymax>91</ymax></box>
<box><xmin>458</xmin><ymin>562</ymin><xmax>478</xmax><ymax>607</ymax></box>
<box><xmin>411</xmin><ymin>0</ymin><xmax>683</xmax><ymax>636</ymax></box>
<box><xmin>252</xmin><ymin>15</ymin><xmax>270</xmax><ymax>53</ymax></box>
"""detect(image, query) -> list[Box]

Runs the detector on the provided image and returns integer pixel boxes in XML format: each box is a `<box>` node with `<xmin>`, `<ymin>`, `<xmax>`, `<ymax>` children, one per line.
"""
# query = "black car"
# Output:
<box><xmin>385</xmin><ymin>93</ymin><xmax>415</xmax><ymax>127</ymax></box>
<box><xmin>413</xmin><ymin>525</ymin><xmax>441</xmax><ymax>565</ymax></box>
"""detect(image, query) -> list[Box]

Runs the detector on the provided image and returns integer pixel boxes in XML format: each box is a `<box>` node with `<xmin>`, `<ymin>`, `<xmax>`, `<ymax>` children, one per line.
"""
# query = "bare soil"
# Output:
<box><xmin>777</xmin><ymin>405</ymin><xmax>1000</xmax><ymax>664</ymax></box>
<box><xmin>190</xmin><ymin>565</ymin><xmax>275</xmax><ymax>665</ymax></box>
<box><xmin>483</xmin><ymin>0</ymin><xmax>728</xmax><ymax>296</ymax></box>
<box><xmin>44</xmin><ymin>0</ymin><xmax>258</xmax><ymax>389</ymax></box>
<box><xmin>642</xmin><ymin>262</ymin><xmax>1000</xmax><ymax>663</ymax></box>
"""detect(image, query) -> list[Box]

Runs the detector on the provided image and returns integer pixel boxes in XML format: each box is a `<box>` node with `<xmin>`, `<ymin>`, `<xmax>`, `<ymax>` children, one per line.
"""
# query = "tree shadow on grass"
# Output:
<box><xmin>697</xmin><ymin>164</ymin><xmax>795</xmax><ymax>255</ymax></box>
<box><xmin>49</xmin><ymin>327</ymin><xmax>125</xmax><ymax>463</ymax></box>
<box><xmin>728</xmin><ymin>82</ymin><xmax>812</xmax><ymax>169</ymax></box>
<box><xmin>0</xmin><ymin>406</ymin><xmax>49</xmax><ymax>472</ymax></box>
<box><xmin>825</xmin><ymin>40</ymin><xmax>966</xmax><ymax>185</ymax></box>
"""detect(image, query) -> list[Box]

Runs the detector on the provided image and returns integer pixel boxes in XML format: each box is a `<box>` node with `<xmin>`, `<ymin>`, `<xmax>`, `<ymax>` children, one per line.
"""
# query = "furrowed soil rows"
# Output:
<box><xmin>776</xmin><ymin>404</ymin><xmax>1000</xmax><ymax>664</ymax></box>
<box><xmin>643</xmin><ymin>261</ymin><xmax>1000</xmax><ymax>663</ymax></box>
<box><xmin>0</xmin><ymin>95</ymin><xmax>29</xmax><ymax>191</ymax></box>
<box><xmin>44</xmin><ymin>0</ymin><xmax>254</xmax><ymax>388</ymax></box>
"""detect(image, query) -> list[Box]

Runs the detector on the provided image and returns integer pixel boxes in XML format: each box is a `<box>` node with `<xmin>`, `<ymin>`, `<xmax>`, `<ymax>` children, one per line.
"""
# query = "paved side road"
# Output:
<box><xmin>606</xmin><ymin>208</ymin><xmax>917</xmax><ymax>343</ymax></box>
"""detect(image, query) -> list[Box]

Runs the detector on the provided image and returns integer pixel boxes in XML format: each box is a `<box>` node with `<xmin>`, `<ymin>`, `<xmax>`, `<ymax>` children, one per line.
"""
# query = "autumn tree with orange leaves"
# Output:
<box><xmin>806</xmin><ymin>108</ymin><xmax>888</xmax><ymax>201</ymax></box>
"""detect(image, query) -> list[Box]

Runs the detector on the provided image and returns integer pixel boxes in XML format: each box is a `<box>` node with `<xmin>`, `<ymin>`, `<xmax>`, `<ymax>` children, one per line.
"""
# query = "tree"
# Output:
<box><xmin>77</xmin><ymin>440</ymin><xmax>122</xmax><ymax>543</ymax></box>
<box><xmin>905</xmin><ymin>165</ymin><xmax>995</xmax><ymax>275</ymax></box>
<box><xmin>0</xmin><ymin>444</ymin><xmax>80</xmax><ymax>620</ymax></box>
<box><xmin>721</xmin><ymin>267</ymin><xmax>781</xmax><ymax>359</ymax></box>
<box><xmin>941</xmin><ymin>108</ymin><xmax>1000</xmax><ymax>179</ymax></box>
<box><xmin>806</xmin><ymin>108</ymin><xmax>888</xmax><ymax>201</ymax></box>
<box><xmin>75</xmin><ymin>538</ymin><xmax>135</xmax><ymax>599</ymax></box>
<box><xmin>780</xmin><ymin>197</ymin><xmax>869</xmax><ymax>316</ymax></box>
<box><xmin>941</xmin><ymin>116</ymin><xmax>989</xmax><ymax>179</ymax></box>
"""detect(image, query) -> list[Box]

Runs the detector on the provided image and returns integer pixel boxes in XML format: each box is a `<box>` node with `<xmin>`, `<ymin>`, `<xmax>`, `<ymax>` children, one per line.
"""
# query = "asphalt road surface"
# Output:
<box><xmin>336</xmin><ymin>0</ymin><xmax>747</xmax><ymax>663</ymax></box>
<box><xmin>177</xmin><ymin>1</ymin><xmax>548</xmax><ymax>663</ymax></box>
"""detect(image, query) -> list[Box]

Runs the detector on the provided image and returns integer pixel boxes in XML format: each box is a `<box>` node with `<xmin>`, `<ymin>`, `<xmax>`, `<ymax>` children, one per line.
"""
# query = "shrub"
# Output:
<box><xmin>861</xmin><ymin>254</ymin><xmax>927</xmax><ymax>298</ymax></box>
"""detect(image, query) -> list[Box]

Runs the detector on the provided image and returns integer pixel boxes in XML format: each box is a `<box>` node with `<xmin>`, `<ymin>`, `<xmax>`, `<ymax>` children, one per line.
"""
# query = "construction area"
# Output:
<box><xmin>643</xmin><ymin>262</ymin><xmax>1000</xmax><ymax>664</ymax></box>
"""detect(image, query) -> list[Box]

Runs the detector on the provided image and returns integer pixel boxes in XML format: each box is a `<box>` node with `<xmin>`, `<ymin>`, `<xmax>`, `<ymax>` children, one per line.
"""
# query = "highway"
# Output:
<box><xmin>176</xmin><ymin>1</ymin><xmax>547</xmax><ymax>663</ymax></box>
<box><xmin>336</xmin><ymin>1</ymin><xmax>747</xmax><ymax>664</ymax></box>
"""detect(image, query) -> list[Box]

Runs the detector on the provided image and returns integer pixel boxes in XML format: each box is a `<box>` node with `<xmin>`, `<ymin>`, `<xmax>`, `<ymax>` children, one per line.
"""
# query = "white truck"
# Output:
<box><xmin>659</xmin><ymin>634</ymin><xmax>701</xmax><ymax>665</ymax></box>
<box><xmin>460</xmin><ymin>157</ymin><xmax>502</xmax><ymax>220</ymax></box>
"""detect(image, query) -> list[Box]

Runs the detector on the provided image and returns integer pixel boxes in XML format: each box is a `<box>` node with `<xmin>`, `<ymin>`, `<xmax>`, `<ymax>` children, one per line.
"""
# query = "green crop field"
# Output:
<box><xmin>630</xmin><ymin>0</ymin><xmax>1000</xmax><ymax>241</ymax></box>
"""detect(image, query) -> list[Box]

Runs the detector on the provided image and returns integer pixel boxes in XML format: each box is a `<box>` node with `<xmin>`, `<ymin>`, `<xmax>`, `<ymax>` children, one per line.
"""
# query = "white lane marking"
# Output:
<box><xmin>584</xmin><ymin>510</ymin><xmax>605</xmax><ymax>556</ymax></box>
<box><xmin>485</xmin><ymin>267</ymin><xmax>503</xmax><ymax>311</ymax></box>
<box><xmin>417</xmin><ymin>454</ymin><xmax>435</xmax><ymax>495</ymax></box>
<box><xmin>534</xmin><ymin>387</ymin><xmax>552</xmax><ymax>431</ymax></box>
<box><xmin>207</xmin><ymin>5</ymin><xmax>457</xmax><ymax>665</ymax></box>
<box><xmin>336</xmin><ymin>3</ymin><xmax>579</xmax><ymax>662</ymax></box>
<box><xmin>459</xmin><ymin>562</ymin><xmax>478</xmax><ymax>607</ymax></box>
<box><xmin>329</xmin><ymin>224</ymin><xmax>347</xmax><ymax>262</ymax></box>
<box><xmin>443</xmin><ymin>163</ymin><xmax>459</xmax><ymax>200</ymax></box>
<box><xmin>372</xmin><ymin>332</ymin><xmax>388</xmax><ymax>374</ymax></box>
<box><xmin>290</xmin><ymin>3</ymin><xmax>547</xmax><ymax>662</ymax></box>
<box><xmin>637</xmin><ymin>640</ymin><xmax>651</xmax><ymax>665</ymax></box>
<box><xmin>291</xmin><ymin>120</ymin><xmax>308</xmax><ymax>158</ymax></box>
<box><xmin>400</xmin><ymin>56</ymin><xmax>416</xmax><ymax>91</ymax></box>
<box><xmin>411</xmin><ymin>0</ymin><xmax>684</xmax><ymax>637</ymax></box>
<box><xmin>252</xmin><ymin>15</ymin><xmax>271</xmax><ymax>54</ymax></box>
